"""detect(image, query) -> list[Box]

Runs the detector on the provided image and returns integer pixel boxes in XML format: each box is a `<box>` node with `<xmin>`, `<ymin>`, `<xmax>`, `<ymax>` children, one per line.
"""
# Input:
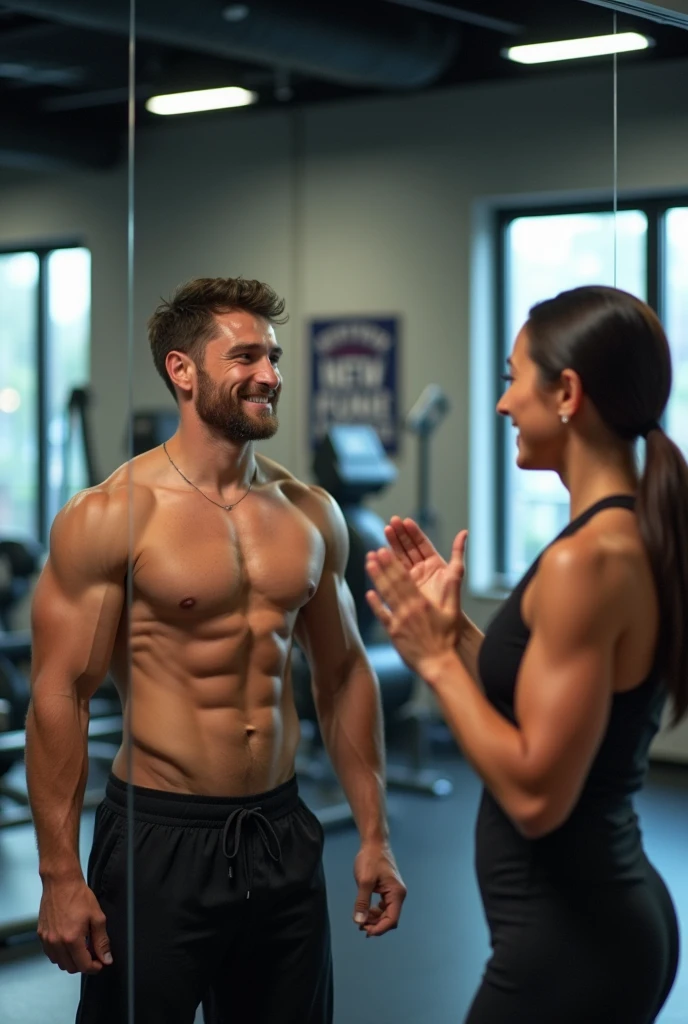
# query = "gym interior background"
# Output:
<box><xmin>0</xmin><ymin>1</ymin><xmax>687</xmax><ymax>1021</ymax></box>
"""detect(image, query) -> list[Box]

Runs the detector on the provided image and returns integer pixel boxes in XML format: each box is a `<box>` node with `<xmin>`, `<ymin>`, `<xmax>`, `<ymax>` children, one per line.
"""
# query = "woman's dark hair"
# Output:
<box><xmin>148</xmin><ymin>277</ymin><xmax>288</xmax><ymax>399</ymax></box>
<box><xmin>527</xmin><ymin>285</ymin><xmax>688</xmax><ymax>724</ymax></box>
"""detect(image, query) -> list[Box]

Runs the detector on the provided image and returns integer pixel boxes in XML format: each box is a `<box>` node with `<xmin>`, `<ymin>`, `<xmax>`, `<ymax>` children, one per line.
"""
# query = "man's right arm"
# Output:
<box><xmin>26</xmin><ymin>487</ymin><xmax>127</xmax><ymax>972</ymax></box>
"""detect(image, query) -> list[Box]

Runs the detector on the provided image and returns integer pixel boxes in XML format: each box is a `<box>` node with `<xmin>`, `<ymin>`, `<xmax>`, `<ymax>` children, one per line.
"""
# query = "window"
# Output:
<box><xmin>665</xmin><ymin>208</ymin><xmax>688</xmax><ymax>456</ymax></box>
<box><xmin>492</xmin><ymin>198</ymin><xmax>687</xmax><ymax>589</ymax></box>
<box><xmin>0</xmin><ymin>253</ymin><xmax>39</xmax><ymax>542</ymax></box>
<box><xmin>0</xmin><ymin>246</ymin><xmax>91</xmax><ymax>544</ymax></box>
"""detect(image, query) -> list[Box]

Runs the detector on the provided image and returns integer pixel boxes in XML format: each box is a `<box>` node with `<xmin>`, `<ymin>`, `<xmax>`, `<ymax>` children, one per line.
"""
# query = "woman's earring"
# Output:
<box><xmin>561</xmin><ymin>415</ymin><xmax>569</xmax><ymax>424</ymax></box>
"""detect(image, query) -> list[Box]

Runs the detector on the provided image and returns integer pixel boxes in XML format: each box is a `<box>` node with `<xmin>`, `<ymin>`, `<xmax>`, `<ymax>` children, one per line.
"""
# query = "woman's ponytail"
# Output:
<box><xmin>637</xmin><ymin>425</ymin><xmax>688</xmax><ymax>724</ymax></box>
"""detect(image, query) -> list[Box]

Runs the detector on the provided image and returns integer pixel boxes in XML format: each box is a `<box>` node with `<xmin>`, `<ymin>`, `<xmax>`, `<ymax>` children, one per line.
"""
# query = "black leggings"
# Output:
<box><xmin>76</xmin><ymin>774</ymin><xmax>333</xmax><ymax>1024</ymax></box>
<box><xmin>465</xmin><ymin>859</ymin><xmax>679</xmax><ymax>1024</ymax></box>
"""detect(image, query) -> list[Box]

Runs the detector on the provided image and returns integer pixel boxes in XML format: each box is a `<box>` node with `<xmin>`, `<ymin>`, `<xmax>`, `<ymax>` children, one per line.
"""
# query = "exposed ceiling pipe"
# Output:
<box><xmin>378</xmin><ymin>0</ymin><xmax>523</xmax><ymax>34</ymax></box>
<box><xmin>580</xmin><ymin>0</ymin><xmax>688</xmax><ymax>28</ymax></box>
<box><xmin>0</xmin><ymin>115</ymin><xmax>120</xmax><ymax>170</ymax></box>
<box><xmin>42</xmin><ymin>84</ymin><xmax>151</xmax><ymax>112</ymax></box>
<box><xmin>0</xmin><ymin>0</ymin><xmax>460</xmax><ymax>90</ymax></box>
<box><xmin>0</xmin><ymin>21</ymin><xmax>123</xmax><ymax>88</ymax></box>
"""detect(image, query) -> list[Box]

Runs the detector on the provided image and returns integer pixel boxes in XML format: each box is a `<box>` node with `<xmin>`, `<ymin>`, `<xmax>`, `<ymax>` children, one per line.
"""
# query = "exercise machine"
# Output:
<box><xmin>0</xmin><ymin>391</ymin><xmax>121</xmax><ymax>824</ymax></box>
<box><xmin>62</xmin><ymin>386</ymin><xmax>100</xmax><ymax>506</ymax></box>
<box><xmin>131</xmin><ymin>407</ymin><xmax>180</xmax><ymax>456</ymax></box>
<box><xmin>392</xmin><ymin>383</ymin><xmax>455</xmax><ymax>794</ymax></box>
<box><xmin>406</xmin><ymin>383</ymin><xmax>451</xmax><ymax>538</ymax></box>
<box><xmin>0</xmin><ymin>531</ymin><xmax>122</xmax><ymax>824</ymax></box>
<box><xmin>0</xmin><ymin>539</ymin><xmax>41</xmax><ymax>789</ymax></box>
<box><xmin>305</xmin><ymin>412</ymin><xmax>453</xmax><ymax>798</ymax></box>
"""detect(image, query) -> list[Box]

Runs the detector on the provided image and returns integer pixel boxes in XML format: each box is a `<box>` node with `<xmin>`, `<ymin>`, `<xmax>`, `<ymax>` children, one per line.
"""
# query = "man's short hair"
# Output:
<box><xmin>148</xmin><ymin>277</ymin><xmax>288</xmax><ymax>399</ymax></box>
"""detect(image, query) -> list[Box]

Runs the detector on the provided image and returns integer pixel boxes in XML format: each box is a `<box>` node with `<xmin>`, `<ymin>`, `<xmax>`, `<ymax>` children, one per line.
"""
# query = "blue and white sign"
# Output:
<box><xmin>309</xmin><ymin>317</ymin><xmax>400</xmax><ymax>454</ymax></box>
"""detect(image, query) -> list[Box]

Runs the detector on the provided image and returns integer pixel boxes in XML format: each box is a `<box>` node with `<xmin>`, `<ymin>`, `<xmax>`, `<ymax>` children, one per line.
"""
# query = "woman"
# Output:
<box><xmin>366</xmin><ymin>285</ymin><xmax>687</xmax><ymax>1023</ymax></box>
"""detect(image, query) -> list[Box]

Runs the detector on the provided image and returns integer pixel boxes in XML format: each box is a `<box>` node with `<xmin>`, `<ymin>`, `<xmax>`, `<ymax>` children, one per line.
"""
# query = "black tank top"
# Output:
<box><xmin>476</xmin><ymin>495</ymin><xmax>666</xmax><ymax>887</ymax></box>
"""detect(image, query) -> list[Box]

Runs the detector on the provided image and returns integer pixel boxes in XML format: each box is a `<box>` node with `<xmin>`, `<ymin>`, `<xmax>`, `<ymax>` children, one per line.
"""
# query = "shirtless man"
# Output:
<box><xmin>25</xmin><ymin>276</ymin><xmax>406</xmax><ymax>1024</ymax></box>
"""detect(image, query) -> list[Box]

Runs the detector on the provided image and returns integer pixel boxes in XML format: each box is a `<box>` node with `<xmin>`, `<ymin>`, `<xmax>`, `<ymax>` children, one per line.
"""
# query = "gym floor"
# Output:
<box><xmin>1</xmin><ymin>751</ymin><xmax>687</xmax><ymax>1024</ymax></box>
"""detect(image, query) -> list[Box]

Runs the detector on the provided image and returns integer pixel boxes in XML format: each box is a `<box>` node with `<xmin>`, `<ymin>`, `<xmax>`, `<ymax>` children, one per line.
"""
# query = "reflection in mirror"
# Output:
<box><xmin>114</xmin><ymin>2</ymin><xmax>688</xmax><ymax>1024</ymax></box>
<box><xmin>0</xmin><ymin>1</ymin><xmax>134</xmax><ymax>1022</ymax></box>
<box><xmin>124</xmin><ymin>4</ymin><xmax>686</xmax><ymax>1024</ymax></box>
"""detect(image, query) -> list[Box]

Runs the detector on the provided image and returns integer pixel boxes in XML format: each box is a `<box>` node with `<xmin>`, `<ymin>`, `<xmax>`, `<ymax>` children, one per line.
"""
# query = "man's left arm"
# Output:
<box><xmin>294</xmin><ymin>488</ymin><xmax>406</xmax><ymax>936</ymax></box>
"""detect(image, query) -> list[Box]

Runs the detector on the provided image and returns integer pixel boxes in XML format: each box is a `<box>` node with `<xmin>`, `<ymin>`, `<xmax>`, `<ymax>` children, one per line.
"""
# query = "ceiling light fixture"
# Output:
<box><xmin>146</xmin><ymin>86</ymin><xmax>258</xmax><ymax>115</ymax></box>
<box><xmin>505</xmin><ymin>31</ymin><xmax>651</xmax><ymax>65</ymax></box>
<box><xmin>223</xmin><ymin>4</ymin><xmax>250</xmax><ymax>22</ymax></box>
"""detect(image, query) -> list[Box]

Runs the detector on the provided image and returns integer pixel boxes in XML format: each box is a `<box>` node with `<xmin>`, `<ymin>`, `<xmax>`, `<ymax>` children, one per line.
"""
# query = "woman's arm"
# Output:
<box><xmin>383</xmin><ymin>517</ymin><xmax>485</xmax><ymax>682</ymax></box>
<box><xmin>367</xmin><ymin>534</ymin><xmax>626</xmax><ymax>838</ymax></box>
<box><xmin>456</xmin><ymin>614</ymin><xmax>485</xmax><ymax>687</ymax></box>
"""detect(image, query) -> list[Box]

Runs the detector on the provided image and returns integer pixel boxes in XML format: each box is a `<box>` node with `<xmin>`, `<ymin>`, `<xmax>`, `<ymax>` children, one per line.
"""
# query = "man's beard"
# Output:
<box><xmin>195</xmin><ymin>366</ymin><xmax>279</xmax><ymax>443</ymax></box>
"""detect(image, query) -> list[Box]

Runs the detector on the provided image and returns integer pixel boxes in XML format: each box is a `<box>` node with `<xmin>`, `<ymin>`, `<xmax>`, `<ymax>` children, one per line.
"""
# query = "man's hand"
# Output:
<box><xmin>385</xmin><ymin>517</ymin><xmax>467</xmax><ymax>618</ymax></box>
<box><xmin>38</xmin><ymin>876</ymin><xmax>113</xmax><ymax>975</ymax></box>
<box><xmin>353</xmin><ymin>841</ymin><xmax>407</xmax><ymax>937</ymax></box>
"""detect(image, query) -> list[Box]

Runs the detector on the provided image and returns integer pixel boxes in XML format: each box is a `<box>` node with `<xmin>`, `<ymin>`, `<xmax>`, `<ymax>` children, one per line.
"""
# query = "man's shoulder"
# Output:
<box><xmin>257</xmin><ymin>455</ymin><xmax>344</xmax><ymax>539</ymax></box>
<box><xmin>257</xmin><ymin>453</ymin><xmax>320</xmax><ymax>502</ymax></box>
<box><xmin>256</xmin><ymin>452</ymin><xmax>299</xmax><ymax>487</ymax></box>
<box><xmin>53</xmin><ymin>458</ymin><xmax>157</xmax><ymax>551</ymax></box>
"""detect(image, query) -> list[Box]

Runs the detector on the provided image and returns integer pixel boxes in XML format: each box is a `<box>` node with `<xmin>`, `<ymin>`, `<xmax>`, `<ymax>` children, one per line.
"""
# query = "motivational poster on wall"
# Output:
<box><xmin>309</xmin><ymin>316</ymin><xmax>400</xmax><ymax>454</ymax></box>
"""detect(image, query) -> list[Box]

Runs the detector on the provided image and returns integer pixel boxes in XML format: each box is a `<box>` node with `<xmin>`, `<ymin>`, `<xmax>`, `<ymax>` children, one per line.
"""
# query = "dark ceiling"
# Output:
<box><xmin>0</xmin><ymin>0</ymin><xmax>686</xmax><ymax>171</ymax></box>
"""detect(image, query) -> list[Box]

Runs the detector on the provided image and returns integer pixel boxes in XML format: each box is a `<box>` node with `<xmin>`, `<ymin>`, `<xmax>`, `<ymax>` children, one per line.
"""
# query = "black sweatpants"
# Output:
<box><xmin>76</xmin><ymin>774</ymin><xmax>333</xmax><ymax>1024</ymax></box>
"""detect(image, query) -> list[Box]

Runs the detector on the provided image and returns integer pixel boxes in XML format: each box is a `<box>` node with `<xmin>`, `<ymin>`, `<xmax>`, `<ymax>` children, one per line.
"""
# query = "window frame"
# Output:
<box><xmin>493</xmin><ymin>194</ymin><xmax>687</xmax><ymax>581</ymax></box>
<box><xmin>0</xmin><ymin>240</ymin><xmax>85</xmax><ymax>544</ymax></box>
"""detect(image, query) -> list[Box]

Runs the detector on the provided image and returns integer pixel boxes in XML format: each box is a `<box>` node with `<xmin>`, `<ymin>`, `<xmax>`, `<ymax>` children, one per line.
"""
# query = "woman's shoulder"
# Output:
<box><xmin>535</xmin><ymin>511</ymin><xmax>646</xmax><ymax>614</ymax></box>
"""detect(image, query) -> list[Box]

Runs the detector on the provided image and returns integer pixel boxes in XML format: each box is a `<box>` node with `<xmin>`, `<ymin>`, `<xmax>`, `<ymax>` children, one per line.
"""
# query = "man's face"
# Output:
<box><xmin>194</xmin><ymin>311</ymin><xmax>282</xmax><ymax>443</ymax></box>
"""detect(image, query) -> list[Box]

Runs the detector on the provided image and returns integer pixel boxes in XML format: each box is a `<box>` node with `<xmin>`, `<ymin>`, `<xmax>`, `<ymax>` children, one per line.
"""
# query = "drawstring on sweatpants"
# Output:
<box><xmin>221</xmin><ymin>806</ymin><xmax>282</xmax><ymax>899</ymax></box>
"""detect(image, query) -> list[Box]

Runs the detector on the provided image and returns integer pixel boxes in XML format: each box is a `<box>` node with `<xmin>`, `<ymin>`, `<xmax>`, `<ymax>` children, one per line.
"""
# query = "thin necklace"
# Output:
<box><xmin>162</xmin><ymin>442</ymin><xmax>256</xmax><ymax>512</ymax></box>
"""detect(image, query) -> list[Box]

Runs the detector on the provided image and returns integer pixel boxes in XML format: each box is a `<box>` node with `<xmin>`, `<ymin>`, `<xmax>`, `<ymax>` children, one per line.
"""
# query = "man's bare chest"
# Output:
<box><xmin>131</xmin><ymin>498</ymin><xmax>326</xmax><ymax>622</ymax></box>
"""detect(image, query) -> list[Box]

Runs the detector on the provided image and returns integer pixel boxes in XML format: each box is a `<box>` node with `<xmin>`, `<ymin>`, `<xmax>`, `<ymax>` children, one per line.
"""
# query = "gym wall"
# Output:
<box><xmin>0</xmin><ymin>54</ymin><xmax>686</xmax><ymax>642</ymax></box>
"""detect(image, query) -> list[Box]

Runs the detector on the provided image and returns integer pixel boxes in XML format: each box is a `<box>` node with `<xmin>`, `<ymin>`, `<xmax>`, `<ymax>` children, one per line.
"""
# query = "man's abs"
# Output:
<box><xmin>110</xmin><ymin>650</ymin><xmax>303</xmax><ymax>796</ymax></box>
<box><xmin>108</xmin><ymin>588</ymin><xmax>309</xmax><ymax>796</ymax></box>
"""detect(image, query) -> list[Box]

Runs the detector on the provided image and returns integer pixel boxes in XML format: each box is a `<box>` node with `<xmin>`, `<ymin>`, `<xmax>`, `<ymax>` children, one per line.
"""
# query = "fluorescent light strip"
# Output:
<box><xmin>505</xmin><ymin>31</ymin><xmax>650</xmax><ymax>65</ymax></box>
<box><xmin>146</xmin><ymin>86</ymin><xmax>258</xmax><ymax>116</ymax></box>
